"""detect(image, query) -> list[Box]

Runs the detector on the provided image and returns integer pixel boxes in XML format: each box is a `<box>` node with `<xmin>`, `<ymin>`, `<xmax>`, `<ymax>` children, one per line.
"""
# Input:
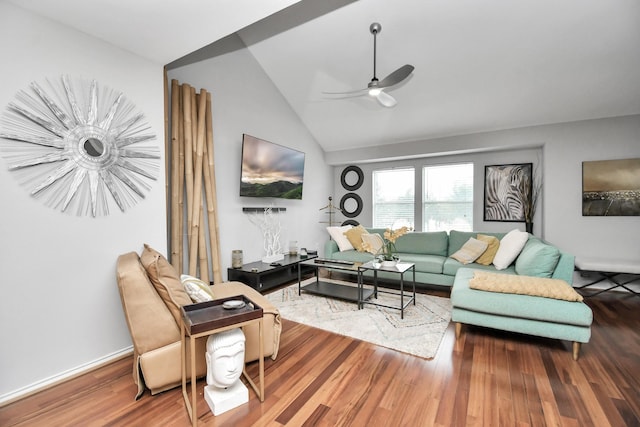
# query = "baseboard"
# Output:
<box><xmin>0</xmin><ymin>346</ymin><xmax>133</xmax><ymax>407</ymax></box>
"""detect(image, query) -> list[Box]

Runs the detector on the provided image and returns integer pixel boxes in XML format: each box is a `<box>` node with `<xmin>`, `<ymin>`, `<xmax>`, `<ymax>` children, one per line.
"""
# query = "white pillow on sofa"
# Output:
<box><xmin>180</xmin><ymin>274</ymin><xmax>214</xmax><ymax>303</ymax></box>
<box><xmin>326</xmin><ymin>225</ymin><xmax>354</xmax><ymax>251</ymax></box>
<box><xmin>492</xmin><ymin>229</ymin><xmax>529</xmax><ymax>270</ymax></box>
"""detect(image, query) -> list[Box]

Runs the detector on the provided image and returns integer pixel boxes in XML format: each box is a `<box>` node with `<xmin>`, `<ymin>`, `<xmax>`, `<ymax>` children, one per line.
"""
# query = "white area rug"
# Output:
<box><xmin>267</xmin><ymin>278</ymin><xmax>452</xmax><ymax>359</ymax></box>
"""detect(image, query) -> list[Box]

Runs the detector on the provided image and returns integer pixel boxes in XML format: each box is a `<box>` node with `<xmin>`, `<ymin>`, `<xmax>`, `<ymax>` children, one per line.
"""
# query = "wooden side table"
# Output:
<box><xmin>181</xmin><ymin>296</ymin><xmax>264</xmax><ymax>426</ymax></box>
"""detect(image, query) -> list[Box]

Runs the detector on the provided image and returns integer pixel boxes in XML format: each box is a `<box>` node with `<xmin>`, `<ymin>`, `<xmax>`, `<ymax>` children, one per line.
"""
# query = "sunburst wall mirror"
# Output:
<box><xmin>0</xmin><ymin>75</ymin><xmax>159</xmax><ymax>217</ymax></box>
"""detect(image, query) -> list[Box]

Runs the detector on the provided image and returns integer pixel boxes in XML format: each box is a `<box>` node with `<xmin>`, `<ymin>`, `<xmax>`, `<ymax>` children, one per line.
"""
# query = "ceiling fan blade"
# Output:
<box><xmin>322</xmin><ymin>88</ymin><xmax>368</xmax><ymax>96</ymax></box>
<box><xmin>378</xmin><ymin>64</ymin><xmax>414</xmax><ymax>89</ymax></box>
<box><xmin>374</xmin><ymin>90</ymin><xmax>397</xmax><ymax>108</ymax></box>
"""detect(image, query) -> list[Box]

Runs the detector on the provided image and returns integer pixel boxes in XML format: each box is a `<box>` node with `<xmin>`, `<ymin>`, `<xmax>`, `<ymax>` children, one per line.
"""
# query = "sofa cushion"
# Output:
<box><xmin>343</xmin><ymin>225</ymin><xmax>369</xmax><ymax>252</ymax></box>
<box><xmin>450</xmin><ymin>237</ymin><xmax>488</xmax><ymax>265</ymax></box>
<box><xmin>493</xmin><ymin>230</ymin><xmax>529</xmax><ymax>270</ymax></box>
<box><xmin>475</xmin><ymin>234</ymin><xmax>500</xmax><ymax>265</ymax></box>
<box><xmin>394</xmin><ymin>231</ymin><xmax>448</xmax><ymax>256</ymax></box>
<box><xmin>443</xmin><ymin>257</ymin><xmax>515</xmax><ymax>276</ymax></box>
<box><xmin>140</xmin><ymin>244</ymin><xmax>193</xmax><ymax>325</ymax></box>
<box><xmin>515</xmin><ymin>237</ymin><xmax>561</xmax><ymax>278</ymax></box>
<box><xmin>397</xmin><ymin>253</ymin><xmax>445</xmax><ymax>274</ymax></box>
<box><xmin>326</xmin><ymin>225</ymin><xmax>354</xmax><ymax>251</ymax></box>
<box><xmin>330</xmin><ymin>249</ymin><xmax>375</xmax><ymax>264</ymax></box>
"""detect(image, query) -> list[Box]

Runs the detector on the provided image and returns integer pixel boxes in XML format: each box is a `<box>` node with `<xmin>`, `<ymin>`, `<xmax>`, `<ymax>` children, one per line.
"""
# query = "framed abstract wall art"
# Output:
<box><xmin>484</xmin><ymin>163</ymin><xmax>532</xmax><ymax>222</ymax></box>
<box><xmin>582</xmin><ymin>158</ymin><xmax>640</xmax><ymax>216</ymax></box>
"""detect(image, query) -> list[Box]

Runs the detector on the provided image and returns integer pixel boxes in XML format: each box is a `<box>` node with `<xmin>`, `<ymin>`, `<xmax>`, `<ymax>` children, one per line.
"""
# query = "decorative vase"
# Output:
<box><xmin>381</xmin><ymin>260</ymin><xmax>397</xmax><ymax>268</ymax></box>
<box><xmin>525</xmin><ymin>222</ymin><xmax>533</xmax><ymax>234</ymax></box>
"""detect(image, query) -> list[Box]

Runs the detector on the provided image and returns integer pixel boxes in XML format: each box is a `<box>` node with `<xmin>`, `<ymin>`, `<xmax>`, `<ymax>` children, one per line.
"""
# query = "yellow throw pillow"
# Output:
<box><xmin>450</xmin><ymin>237</ymin><xmax>489</xmax><ymax>265</ymax></box>
<box><xmin>475</xmin><ymin>234</ymin><xmax>500</xmax><ymax>265</ymax></box>
<box><xmin>343</xmin><ymin>225</ymin><xmax>369</xmax><ymax>252</ymax></box>
<box><xmin>361</xmin><ymin>233</ymin><xmax>384</xmax><ymax>255</ymax></box>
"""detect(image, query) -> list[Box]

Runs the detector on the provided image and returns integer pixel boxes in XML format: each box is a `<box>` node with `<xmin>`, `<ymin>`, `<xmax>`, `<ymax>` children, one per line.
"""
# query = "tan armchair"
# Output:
<box><xmin>116</xmin><ymin>246</ymin><xmax>281</xmax><ymax>398</ymax></box>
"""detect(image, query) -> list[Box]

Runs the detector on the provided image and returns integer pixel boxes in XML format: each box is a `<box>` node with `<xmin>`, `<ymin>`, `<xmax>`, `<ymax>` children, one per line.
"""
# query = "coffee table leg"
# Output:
<box><xmin>358</xmin><ymin>269</ymin><xmax>363</xmax><ymax>309</ymax></box>
<box><xmin>413</xmin><ymin>266</ymin><xmax>416</xmax><ymax>305</ymax></box>
<box><xmin>400</xmin><ymin>274</ymin><xmax>404</xmax><ymax>319</ymax></box>
<box><xmin>374</xmin><ymin>270</ymin><xmax>378</xmax><ymax>299</ymax></box>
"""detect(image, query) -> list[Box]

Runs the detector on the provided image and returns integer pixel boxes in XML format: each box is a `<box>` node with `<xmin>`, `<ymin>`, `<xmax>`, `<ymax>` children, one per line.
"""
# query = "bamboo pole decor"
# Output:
<box><xmin>166</xmin><ymin>80</ymin><xmax>222</xmax><ymax>284</ymax></box>
<box><xmin>170</xmin><ymin>79</ymin><xmax>181</xmax><ymax>270</ymax></box>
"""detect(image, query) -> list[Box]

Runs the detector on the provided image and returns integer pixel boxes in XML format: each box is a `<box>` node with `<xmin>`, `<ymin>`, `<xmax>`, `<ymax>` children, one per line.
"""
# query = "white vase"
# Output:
<box><xmin>381</xmin><ymin>260</ymin><xmax>397</xmax><ymax>268</ymax></box>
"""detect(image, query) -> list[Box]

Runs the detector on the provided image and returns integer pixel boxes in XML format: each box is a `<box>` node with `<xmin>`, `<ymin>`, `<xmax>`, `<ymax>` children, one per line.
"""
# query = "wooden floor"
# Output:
<box><xmin>1</xmin><ymin>288</ymin><xmax>639</xmax><ymax>427</ymax></box>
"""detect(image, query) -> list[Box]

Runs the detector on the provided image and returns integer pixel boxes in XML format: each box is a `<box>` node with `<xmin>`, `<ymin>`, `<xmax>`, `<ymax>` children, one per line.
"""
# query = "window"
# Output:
<box><xmin>423</xmin><ymin>163</ymin><xmax>473</xmax><ymax>232</ymax></box>
<box><xmin>372</xmin><ymin>168</ymin><xmax>414</xmax><ymax>228</ymax></box>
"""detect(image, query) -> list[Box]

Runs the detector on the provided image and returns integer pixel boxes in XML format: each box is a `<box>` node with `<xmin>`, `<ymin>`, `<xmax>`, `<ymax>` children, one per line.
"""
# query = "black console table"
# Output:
<box><xmin>227</xmin><ymin>254</ymin><xmax>317</xmax><ymax>293</ymax></box>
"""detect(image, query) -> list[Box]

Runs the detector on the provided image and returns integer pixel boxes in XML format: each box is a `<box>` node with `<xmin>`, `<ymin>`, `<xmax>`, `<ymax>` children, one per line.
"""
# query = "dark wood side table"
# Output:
<box><xmin>228</xmin><ymin>254</ymin><xmax>317</xmax><ymax>292</ymax></box>
<box><xmin>181</xmin><ymin>296</ymin><xmax>264</xmax><ymax>427</ymax></box>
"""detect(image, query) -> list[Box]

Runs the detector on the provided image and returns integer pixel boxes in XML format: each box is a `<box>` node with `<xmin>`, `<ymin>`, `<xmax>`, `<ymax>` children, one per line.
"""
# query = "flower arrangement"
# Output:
<box><xmin>378</xmin><ymin>226</ymin><xmax>409</xmax><ymax>261</ymax></box>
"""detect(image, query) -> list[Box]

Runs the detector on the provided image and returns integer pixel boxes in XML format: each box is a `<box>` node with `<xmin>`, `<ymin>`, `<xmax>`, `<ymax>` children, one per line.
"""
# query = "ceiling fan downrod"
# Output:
<box><xmin>369</xmin><ymin>22</ymin><xmax>382</xmax><ymax>92</ymax></box>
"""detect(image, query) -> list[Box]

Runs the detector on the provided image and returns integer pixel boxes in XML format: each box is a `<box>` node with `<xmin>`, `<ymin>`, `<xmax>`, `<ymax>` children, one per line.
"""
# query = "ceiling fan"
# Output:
<box><xmin>323</xmin><ymin>22</ymin><xmax>414</xmax><ymax>108</ymax></box>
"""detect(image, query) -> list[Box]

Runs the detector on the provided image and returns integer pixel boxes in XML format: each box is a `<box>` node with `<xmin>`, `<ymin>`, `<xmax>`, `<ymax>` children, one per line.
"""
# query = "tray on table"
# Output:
<box><xmin>180</xmin><ymin>295</ymin><xmax>263</xmax><ymax>335</ymax></box>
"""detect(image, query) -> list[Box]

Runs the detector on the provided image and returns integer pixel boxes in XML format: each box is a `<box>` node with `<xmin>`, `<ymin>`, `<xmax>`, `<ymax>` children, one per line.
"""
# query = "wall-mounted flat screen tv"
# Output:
<box><xmin>240</xmin><ymin>134</ymin><xmax>305</xmax><ymax>199</ymax></box>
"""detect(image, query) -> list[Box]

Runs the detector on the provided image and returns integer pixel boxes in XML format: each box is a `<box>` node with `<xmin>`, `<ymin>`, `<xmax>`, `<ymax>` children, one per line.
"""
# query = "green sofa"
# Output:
<box><xmin>324</xmin><ymin>228</ymin><xmax>592</xmax><ymax>359</ymax></box>
<box><xmin>323</xmin><ymin>229</ymin><xmax>575</xmax><ymax>287</ymax></box>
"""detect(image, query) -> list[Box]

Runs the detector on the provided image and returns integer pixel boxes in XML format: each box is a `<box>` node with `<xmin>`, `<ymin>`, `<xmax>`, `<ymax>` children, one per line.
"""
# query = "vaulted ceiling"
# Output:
<box><xmin>12</xmin><ymin>0</ymin><xmax>640</xmax><ymax>154</ymax></box>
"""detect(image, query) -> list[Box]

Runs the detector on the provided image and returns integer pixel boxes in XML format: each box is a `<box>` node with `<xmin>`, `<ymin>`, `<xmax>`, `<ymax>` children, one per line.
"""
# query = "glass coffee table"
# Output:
<box><xmin>358</xmin><ymin>261</ymin><xmax>416</xmax><ymax>319</ymax></box>
<box><xmin>298</xmin><ymin>258</ymin><xmax>375</xmax><ymax>304</ymax></box>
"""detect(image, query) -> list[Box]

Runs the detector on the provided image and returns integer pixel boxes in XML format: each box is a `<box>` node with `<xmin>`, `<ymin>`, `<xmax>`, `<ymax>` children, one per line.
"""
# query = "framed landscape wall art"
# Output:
<box><xmin>484</xmin><ymin>163</ymin><xmax>532</xmax><ymax>222</ymax></box>
<box><xmin>582</xmin><ymin>157</ymin><xmax>640</xmax><ymax>216</ymax></box>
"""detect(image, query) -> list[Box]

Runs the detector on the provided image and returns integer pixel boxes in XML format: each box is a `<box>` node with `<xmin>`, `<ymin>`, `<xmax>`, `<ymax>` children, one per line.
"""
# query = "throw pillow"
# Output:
<box><xmin>343</xmin><ymin>225</ymin><xmax>369</xmax><ymax>252</ymax></box>
<box><xmin>140</xmin><ymin>244</ymin><xmax>193</xmax><ymax>325</ymax></box>
<box><xmin>361</xmin><ymin>233</ymin><xmax>384</xmax><ymax>255</ymax></box>
<box><xmin>326</xmin><ymin>225</ymin><xmax>354</xmax><ymax>251</ymax></box>
<box><xmin>450</xmin><ymin>237</ymin><xmax>489</xmax><ymax>265</ymax></box>
<box><xmin>475</xmin><ymin>234</ymin><xmax>500</xmax><ymax>265</ymax></box>
<box><xmin>515</xmin><ymin>238</ymin><xmax>561</xmax><ymax>278</ymax></box>
<box><xmin>470</xmin><ymin>270</ymin><xmax>583</xmax><ymax>302</ymax></box>
<box><xmin>180</xmin><ymin>274</ymin><xmax>214</xmax><ymax>303</ymax></box>
<box><xmin>492</xmin><ymin>229</ymin><xmax>530</xmax><ymax>270</ymax></box>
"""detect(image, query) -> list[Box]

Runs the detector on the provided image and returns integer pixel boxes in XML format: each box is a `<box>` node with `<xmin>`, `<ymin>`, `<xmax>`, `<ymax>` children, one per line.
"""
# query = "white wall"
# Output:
<box><xmin>333</xmin><ymin>147</ymin><xmax>543</xmax><ymax>235</ymax></box>
<box><xmin>330</xmin><ymin>115</ymin><xmax>640</xmax><ymax>262</ymax></box>
<box><xmin>167</xmin><ymin>34</ymin><xmax>332</xmax><ymax>273</ymax></box>
<box><xmin>0</xmin><ymin>4</ymin><xmax>166</xmax><ymax>401</ymax></box>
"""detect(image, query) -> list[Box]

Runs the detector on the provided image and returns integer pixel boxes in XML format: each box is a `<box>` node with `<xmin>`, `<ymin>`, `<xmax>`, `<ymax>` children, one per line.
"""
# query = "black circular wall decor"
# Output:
<box><xmin>341</xmin><ymin>219</ymin><xmax>360</xmax><ymax>226</ymax></box>
<box><xmin>340</xmin><ymin>165</ymin><xmax>364</xmax><ymax>191</ymax></box>
<box><xmin>340</xmin><ymin>192</ymin><xmax>363</xmax><ymax>218</ymax></box>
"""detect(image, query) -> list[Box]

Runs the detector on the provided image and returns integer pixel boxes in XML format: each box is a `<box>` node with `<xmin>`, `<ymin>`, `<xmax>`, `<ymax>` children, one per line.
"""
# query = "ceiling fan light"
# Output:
<box><xmin>368</xmin><ymin>87</ymin><xmax>382</xmax><ymax>96</ymax></box>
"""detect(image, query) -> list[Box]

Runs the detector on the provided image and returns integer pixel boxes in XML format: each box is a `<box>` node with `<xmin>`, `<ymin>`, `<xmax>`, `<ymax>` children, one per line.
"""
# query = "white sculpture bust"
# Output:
<box><xmin>205</xmin><ymin>328</ymin><xmax>246</xmax><ymax>389</ymax></box>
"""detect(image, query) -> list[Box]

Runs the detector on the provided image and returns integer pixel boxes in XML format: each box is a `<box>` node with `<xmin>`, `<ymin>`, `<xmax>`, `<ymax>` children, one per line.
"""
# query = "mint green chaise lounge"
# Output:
<box><xmin>451</xmin><ymin>265</ymin><xmax>593</xmax><ymax>360</ymax></box>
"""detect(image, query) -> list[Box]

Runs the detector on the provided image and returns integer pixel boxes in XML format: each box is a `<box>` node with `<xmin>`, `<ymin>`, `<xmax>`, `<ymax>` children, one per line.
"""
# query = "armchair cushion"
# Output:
<box><xmin>140</xmin><ymin>244</ymin><xmax>192</xmax><ymax>325</ymax></box>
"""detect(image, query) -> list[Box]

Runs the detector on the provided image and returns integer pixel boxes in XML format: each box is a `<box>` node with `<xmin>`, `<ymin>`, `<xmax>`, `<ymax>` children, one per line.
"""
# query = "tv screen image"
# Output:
<box><xmin>240</xmin><ymin>134</ymin><xmax>305</xmax><ymax>199</ymax></box>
